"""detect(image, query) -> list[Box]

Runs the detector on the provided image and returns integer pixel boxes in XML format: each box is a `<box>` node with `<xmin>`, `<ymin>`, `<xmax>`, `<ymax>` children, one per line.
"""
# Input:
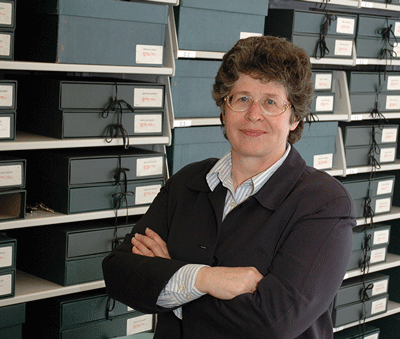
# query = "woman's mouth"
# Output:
<box><xmin>240</xmin><ymin>129</ymin><xmax>266</xmax><ymax>137</ymax></box>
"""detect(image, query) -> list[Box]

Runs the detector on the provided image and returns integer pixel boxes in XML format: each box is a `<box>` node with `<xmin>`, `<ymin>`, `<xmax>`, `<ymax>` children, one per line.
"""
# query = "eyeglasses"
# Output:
<box><xmin>224</xmin><ymin>93</ymin><xmax>292</xmax><ymax>117</ymax></box>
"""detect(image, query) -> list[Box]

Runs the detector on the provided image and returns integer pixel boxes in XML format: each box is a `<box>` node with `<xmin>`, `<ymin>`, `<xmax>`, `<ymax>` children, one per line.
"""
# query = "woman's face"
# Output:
<box><xmin>223</xmin><ymin>74</ymin><xmax>299</xmax><ymax>165</ymax></box>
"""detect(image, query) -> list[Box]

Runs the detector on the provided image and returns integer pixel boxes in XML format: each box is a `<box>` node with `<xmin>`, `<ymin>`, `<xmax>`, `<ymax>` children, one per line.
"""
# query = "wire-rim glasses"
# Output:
<box><xmin>224</xmin><ymin>93</ymin><xmax>292</xmax><ymax>117</ymax></box>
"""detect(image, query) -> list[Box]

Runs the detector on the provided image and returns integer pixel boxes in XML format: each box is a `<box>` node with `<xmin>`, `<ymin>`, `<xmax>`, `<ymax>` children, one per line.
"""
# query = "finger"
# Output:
<box><xmin>131</xmin><ymin>236</ymin><xmax>156</xmax><ymax>257</ymax></box>
<box><xmin>134</xmin><ymin>233</ymin><xmax>167</xmax><ymax>258</ymax></box>
<box><xmin>145</xmin><ymin>228</ymin><xmax>170</xmax><ymax>258</ymax></box>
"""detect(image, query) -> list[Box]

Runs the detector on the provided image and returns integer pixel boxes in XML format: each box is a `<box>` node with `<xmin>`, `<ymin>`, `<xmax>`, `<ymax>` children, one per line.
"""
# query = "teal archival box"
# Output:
<box><xmin>171</xmin><ymin>59</ymin><xmax>221</xmax><ymax>119</ymax></box>
<box><xmin>340</xmin><ymin>122</ymin><xmax>399</xmax><ymax>146</ymax></box>
<box><xmin>0</xmin><ymin>80</ymin><xmax>16</xmax><ymax>110</ymax></box>
<box><xmin>167</xmin><ymin>126</ymin><xmax>231</xmax><ymax>175</ymax></box>
<box><xmin>175</xmin><ymin>0</ymin><xmax>267</xmax><ymax>52</ymax></box>
<box><xmin>16</xmin><ymin>0</ymin><xmax>168</xmax><ymax>66</ymax></box>
<box><xmin>0</xmin><ymin>303</ymin><xmax>25</xmax><ymax>339</ymax></box>
<box><xmin>0</xmin><ymin>111</ymin><xmax>15</xmax><ymax>141</ymax></box>
<box><xmin>293</xmin><ymin>121</ymin><xmax>337</xmax><ymax>170</ymax></box>
<box><xmin>0</xmin><ymin>234</ymin><xmax>16</xmax><ymax>271</ymax></box>
<box><xmin>0</xmin><ymin>156</ymin><xmax>26</xmax><ymax>189</ymax></box>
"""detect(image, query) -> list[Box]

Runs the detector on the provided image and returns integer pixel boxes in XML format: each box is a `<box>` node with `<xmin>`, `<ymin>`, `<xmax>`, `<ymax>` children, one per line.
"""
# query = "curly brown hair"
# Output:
<box><xmin>212</xmin><ymin>35</ymin><xmax>314</xmax><ymax>144</ymax></box>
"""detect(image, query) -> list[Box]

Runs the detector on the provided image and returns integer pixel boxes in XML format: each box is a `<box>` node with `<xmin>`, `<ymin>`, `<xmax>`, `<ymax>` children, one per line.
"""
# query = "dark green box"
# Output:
<box><xmin>171</xmin><ymin>59</ymin><xmax>221</xmax><ymax>118</ymax></box>
<box><xmin>347</xmin><ymin>244</ymin><xmax>388</xmax><ymax>271</ymax></box>
<box><xmin>0</xmin><ymin>188</ymin><xmax>26</xmax><ymax>222</ymax></box>
<box><xmin>356</xmin><ymin>36</ymin><xmax>398</xmax><ymax>59</ymax></box>
<box><xmin>0</xmin><ymin>111</ymin><xmax>16</xmax><ymax>141</ymax></box>
<box><xmin>175</xmin><ymin>0</ymin><xmax>267</xmax><ymax>52</ymax></box>
<box><xmin>294</xmin><ymin>121</ymin><xmax>338</xmax><ymax>169</ymax></box>
<box><xmin>357</xmin><ymin>14</ymin><xmax>400</xmax><ymax>38</ymax></box>
<box><xmin>352</xmin><ymin>224</ymin><xmax>391</xmax><ymax>251</ymax></box>
<box><xmin>16</xmin><ymin>0</ymin><xmax>168</xmax><ymax>66</ymax></box>
<box><xmin>334</xmin><ymin>273</ymin><xmax>389</xmax><ymax>307</ymax></box>
<box><xmin>340</xmin><ymin>122</ymin><xmax>399</xmax><ymax>146</ymax></box>
<box><xmin>35</xmin><ymin>148</ymin><xmax>166</xmax><ymax>186</ymax></box>
<box><xmin>0</xmin><ymin>303</ymin><xmax>25</xmax><ymax>339</ymax></box>
<box><xmin>34</xmin><ymin>178</ymin><xmax>164</xmax><ymax>214</ymax></box>
<box><xmin>0</xmin><ymin>157</ymin><xmax>25</xmax><ymax>189</ymax></box>
<box><xmin>332</xmin><ymin>294</ymin><xmax>388</xmax><ymax>327</ymax></box>
<box><xmin>167</xmin><ymin>126</ymin><xmax>231</xmax><ymax>175</ymax></box>
<box><xmin>351</xmin><ymin>194</ymin><xmax>392</xmax><ymax>218</ymax></box>
<box><xmin>345</xmin><ymin>144</ymin><xmax>397</xmax><ymax>167</ymax></box>
<box><xmin>0</xmin><ymin>268</ymin><xmax>15</xmax><ymax>299</ymax></box>
<box><xmin>0</xmin><ymin>81</ymin><xmax>16</xmax><ymax>110</ymax></box>
<box><xmin>0</xmin><ymin>234</ymin><xmax>16</xmax><ymax>271</ymax></box>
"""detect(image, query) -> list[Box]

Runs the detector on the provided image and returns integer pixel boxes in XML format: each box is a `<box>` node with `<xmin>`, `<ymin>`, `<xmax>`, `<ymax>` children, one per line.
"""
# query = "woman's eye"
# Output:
<box><xmin>265</xmin><ymin>98</ymin><xmax>275</xmax><ymax>105</ymax></box>
<box><xmin>237</xmin><ymin>96</ymin><xmax>249</xmax><ymax>103</ymax></box>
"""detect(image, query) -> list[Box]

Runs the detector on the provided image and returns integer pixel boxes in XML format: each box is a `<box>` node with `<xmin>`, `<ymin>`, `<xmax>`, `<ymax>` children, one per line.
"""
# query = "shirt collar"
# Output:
<box><xmin>206</xmin><ymin>143</ymin><xmax>291</xmax><ymax>193</ymax></box>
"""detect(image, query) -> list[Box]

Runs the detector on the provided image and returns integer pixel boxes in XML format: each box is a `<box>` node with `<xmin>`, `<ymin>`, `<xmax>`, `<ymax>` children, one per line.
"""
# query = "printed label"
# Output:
<box><xmin>0</xmin><ymin>3</ymin><xmax>12</xmax><ymax>26</ymax></box>
<box><xmin>336</xmin><ymin>17</ymin><xmax>355</xmax><ymax>35</ymax></box>
<box><xmin>377</xmin><ymin>179</ymin><xmax>394</xmax><ymax>195</ymax></box>
<box><xmin>380</xmin><ymin>147</ymin><xmax>396</xmax><ymax>163</ymax></box>
<box><xmin>371</xmin><ymin>297</ymin><xmax>387</xmax><ymax>315</ymax></box>
<box><xmin>381</xmin><ymin>128</ymin><xmax>398</xmax><ymax>143</ymax></box>
<box><xmin>240</xmin><ymin>32</ymin><xmax>262</xmax><ymax>39</ymax></box>
<box><xmin>387</xmin><ymin>75</ymin><xmax>400</xmax><ymax>90</ymax></box>
<box><xmin>0</xmin><ymin>85</ymin><xmax>13</xmax><ymax>107</ymax></box>
<box><xmin>375</xmin><ymin>197</ymin><xmax>391</xmax><ymax>214</ymax></box>
<box><xmin>0</xmin><ymin>246</ymin><xmax>12</xmax><ymax>268</ymax></box>
<box><xmin>313</xmin><ymin>153</ymin><xmax>333</xmax><ymax>170</ymax></box>
<box><xmin>370</xmin><ymin>247</ymin><xmax>387</xmax><ymax>264</ymax></box>
<box><xmin>0</xmin><ymin>116</ymin><xmax>10</xmax><ymax>138</ymax></box>
<box><xmin>136</xmin><ymin>45</ymin><xmax>163</xmax><ymax>65</ymax></box>
<box><xmin>372</xmin><ymin>279</ymin><xmax>389</xmax><ymax>296</ymax></box>
<box><xmin>315</xmin><ymin>95</ymin><xmax>334</xmax><ymax>112</ymax></box>
<box><xmin>134</xmin><ymin>114</ymin><xmax>162</xmax><ymax>134</ymax></box>
<box><xmin>126</xmin><ymin>314</ymin><xmax>153</xmax><ymax>335</ymax></box>
<box><xmin>0</xmin><ymin>33</ymin><xmax>10</xmax><ymax>56</ymax></box>
<box><xmin>0</xmin><ymin>165</ymin><xmax>22</xmax><ymax>187</ymax></box>
<box><xmin>136</xmin><ymin>157</ymin><xmax>163</xmax><ymax>177</ymax></box>
<box><xmin>134</xmin><ymin>88</ymin><xmax>163</xmax><ymax>108</ymax></box>
<box><xmin>385</xmin><ymin>95</ymin><xmax>400</xmax><ymax>110</ymax></box>
<box><xmin>0</xmin><ymin>273</ymin><xmax>11</xmax><ymax>296</ymax></box>
<box><xmin>334</xmin><ymin>40</ymin><xmax>353</xmax><ymax>56</ymax></box>
<box><xmin>177</xmin><ymin>50</ymin><xmax>196</xmax><ymax>58</ymax></box>
<box><xmin>373</xmin><ymin>229</ymin><xmax>390</xmax><ymax>245</ymax></box>
<box><xmin>135</xmin><ymin>184</ymin><xmax>162</xmax><ymax>205</ymax></box>
<box><xmin>314</xmin><ymin>73</ymin><xmax>332</xmax><ymax>90</ymax></box>
<box><xmin>395</xmin><ymin>22</ymin><xmax>400</xmax><ymax>37</ymax></box>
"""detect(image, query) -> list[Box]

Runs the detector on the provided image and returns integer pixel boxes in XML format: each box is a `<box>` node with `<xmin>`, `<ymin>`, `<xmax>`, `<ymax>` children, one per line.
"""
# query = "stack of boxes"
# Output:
<box><xmin>310</xmin><ymin>71</ymin><xmax>336</xmax><ymax>115</ymax></box>
<box><xmin>9</xmin><ymin>217</ymin><xmax>140</xmax><ymax>286</ymax></box>
<box><xmin>340</xmin><ymin>122</ymin><xmax>399</xmax><ymax>168</ymax></box>
<box><xmin>15</xmin><ymin>0</ymin><xmax>168</xmax><ymax>67</ymax></box>
<box><xmin>0</xmin><ymin>157</ymin><xmax>26</xmax><ymax>222</ymax></box>
<box><xmin>0</xmin><ymin>233</ymin><xmax>16</xmax><ymax>299</ymax></box>
<box><xmin>333</xmin><ymin>272</ymin><xmax>389</xmax><ymax>328</ymax></box>
<box><xmin>16</xmin><ymin>80</ymin><xmax>165</xmax><ymax>141</ymax></box>
<box><xmin>24</xmin><ymin>289</ymin><xmax>154</xmax><ymax>338</ymax></box>
<box><xmin>264</xmin><ymin>9</ymin><xmax>357</xmax><ymax>60</ymax></box>
<box><xmin>0</xmin><ymin>0</ymin><xmax>15</xmax><ymax>61</ymax></box>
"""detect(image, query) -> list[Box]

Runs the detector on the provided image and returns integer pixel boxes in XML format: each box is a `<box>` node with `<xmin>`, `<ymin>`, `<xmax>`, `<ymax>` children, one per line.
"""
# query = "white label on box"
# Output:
<box><xmin>373</xmin><ymin>229</ymin><xmax>390</xmax><ymax>245</ymax></box>
<box><xmin>380</xmin><ymin>147</ymin><xmax>396</xmax><ymax>163</ymax></box>
<box><xmin>381</xmin><ymin>128</ymin><xmax>398</xmax><ymax>143</ymax></box>
<box><xmin>0</xmin><ymin>116</ymin><xmax>10</xmax><ymax>138</ymax></box>
<box><xmin>0</xmin><ymin>273</ymin><xmax>11</xmax><ymax>296</ymax></box>
<box><xmin>370</xmin><ymin>247</ymin><xmax>387</xmax><ymax>264</ymax></box>
<box><xmin>385</xmin><ymin>95</ymin><xmax>400</xmax><ymax>110</ymax></box>
<box><xmin>377</xmin><ymin>179</ymin><xmax>394</xmax><ymax>195</ymax></box>
<box><xmin>375</xmin><ymin>197</ymin><xmax>391</xmax><ymax>214</ymax></box>
<box><xmin>313</xmin><ymin>153</ymin><xmax>333</xmax><ymax>170</ymax></box>
<box><xmin>371</xmin><ymin>297</ymin><xmax>387</xmax><ymax>315</ymax></box>
<box><xmin>136</xmin><ymin>157</ymin><xmax>163</xmax><ymax>177</ymax></box>
<box><xmin>315</xmin><ymin>95</ymin><xmax>334</xmax><ymax>112</ymax></box>
<box><xmin>393</xmin><ymin>42</ymin><xmax>400</xmax><ymax>57</ymax></box>
<box><xmin>395</xmin><ymin>22</ymin><xmax>400</xmax><ymax>37</ymax></box>
<box><xmin>334</xmin><ymin>40</ymin><xmax>353</xmax><ymax>56</ymax></box>
<box><xmin>387</xmin><ymin>75</ymin><xmax>400</xmax><ymax>90</ymax></box>
<box><xmin>134</xmin><ymin>114</ymin><xmax>162</xmax><ymax>134</ymax></box>
<box><xmin>135</xmin><ymin>184</ymin><xmax>161</xmax><ymax>205</ymax></box>
<box><xmin>0</xmin><ymin>3</ymin><xmax>12</xmax><ymax>26</ymax></box>
<box><xmin>126</xmin><ymin>314</ymin><xmax>153</xmax><ymax>335</ymax></box>
<box><xmin>336</xmin><ymin>17</ymin><xmax>355</xmax><ymax>35</ymax></box>
<box><xmin>364</xmin><ymin>334</ymin><xmax>379</xmax><ymax>339</ymax></box>
<box><xmin>136</xmin><ymin>45</ymin><xmax>163</xmax><ymax>65</ymax></box>
<box><xmin>127</xmin><ymin>306</ymin><xmax>135</xmax><ymax>312</ymax></box>
<box><xmin>372</xmin><ymin>279</ymin><xmax>389</xmax><ymax>296</ymax></box>
<box><xmin>240</xmin><ymin>32</ymin><xmax>262</xmax><ymax>39</ymax></box>
<box><xmin>0</xmin><ymin>85</ymin><xmax>13</xmax><ymax>107</ymax></box>
<box><xmin>0</xmin><ymin>246</ymin><xmax>12</xmax><ymax>268</ymax></box>
<box><xmin>0</xmin><ymin>33</ymin><xmax>10</xmax><ymax>56</ymax></box>
<box><xmin>0</xmin><ymin>165</ymin><xmax>22</xmax><ymax>187</ymax></box>
<box><xmin>314</xmin><ymin>73</ymin><xmax>332</xmax><ymax>90</ymax></box>
<box><xmin>134</xmin><ymin>88</ymin><xmax>163</xmax><ymax>108</ymax></box>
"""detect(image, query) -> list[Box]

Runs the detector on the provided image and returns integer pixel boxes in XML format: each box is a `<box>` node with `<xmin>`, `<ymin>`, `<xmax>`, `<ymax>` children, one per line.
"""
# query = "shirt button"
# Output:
<box><xmin>186</xmin><ymin>295</ymin><xmax>192</xmax><ymax>300</ymax></box>
<box><xmin>179</xmin><ymin>285</ymin><xmax>185</xmax><ymax>292</ymax></box>
<box><xmin>230</xmin><ymin>201</ymin><xmax>236</xmax><ymax>207</ymax></box>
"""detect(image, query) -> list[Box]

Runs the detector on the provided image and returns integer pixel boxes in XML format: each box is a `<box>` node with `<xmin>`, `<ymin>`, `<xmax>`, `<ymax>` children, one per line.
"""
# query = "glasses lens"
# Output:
<box><xmin>227</xmin><ymin>94</ymin><xmax>252</xmax><ymax>111</ymax></box>
<box><xmin>260</xmin><ymin>97</ymin><xmax>288</xmax><ymax>116</ymax></box>
<box><xmin>226</xmin><ymin>93</ymin><xmax>290</xmax><ymax>116</ymax></box>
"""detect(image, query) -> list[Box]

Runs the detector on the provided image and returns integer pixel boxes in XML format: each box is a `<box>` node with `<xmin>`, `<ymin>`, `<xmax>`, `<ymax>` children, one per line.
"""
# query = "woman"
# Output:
<box><xmin>102</xmin><ymin>36</ymin><xmax>356</xmax><ymax>338</ymax></box>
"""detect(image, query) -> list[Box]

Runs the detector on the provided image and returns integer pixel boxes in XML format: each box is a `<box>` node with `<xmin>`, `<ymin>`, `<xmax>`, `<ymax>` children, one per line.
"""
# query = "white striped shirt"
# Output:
<box><xmin>157</xmin><ymin>145</ymin><xmax>291</xmax><ymax>319</ymax></box>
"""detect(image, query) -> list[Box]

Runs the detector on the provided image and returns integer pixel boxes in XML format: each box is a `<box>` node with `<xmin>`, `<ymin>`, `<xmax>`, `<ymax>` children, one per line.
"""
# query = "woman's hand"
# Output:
<box><xmin>195</xmin><ymin>266</ymin><xmax>263</xmax><ymax>300</ymax></box>
<box><xmin>131</xmin><ymin>228</ymin><xmax>171</xmax><ymax>259</ymax></box>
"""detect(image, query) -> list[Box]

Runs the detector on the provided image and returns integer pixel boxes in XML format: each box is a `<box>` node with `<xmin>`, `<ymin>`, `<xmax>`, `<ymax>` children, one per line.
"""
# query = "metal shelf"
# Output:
<box><xmin>344</xmin><ymin>253</ymin><xmax>400</xmax><ymax>279</ymax></box>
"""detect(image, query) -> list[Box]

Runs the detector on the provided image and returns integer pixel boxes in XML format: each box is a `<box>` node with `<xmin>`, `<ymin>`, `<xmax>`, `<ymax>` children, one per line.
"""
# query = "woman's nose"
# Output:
<box><xmin>245</xmin><ymin>100</ymin><xmax>264</xmax><ymax>121</ymax></box>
